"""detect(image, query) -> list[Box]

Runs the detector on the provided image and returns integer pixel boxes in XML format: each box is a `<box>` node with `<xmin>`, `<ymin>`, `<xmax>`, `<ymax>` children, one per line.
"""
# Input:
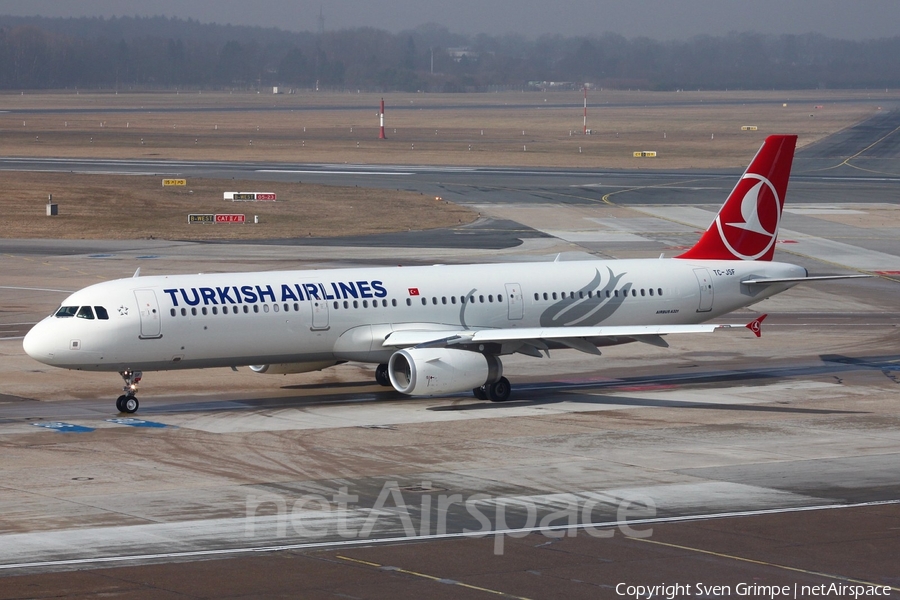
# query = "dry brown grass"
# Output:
<box><xmin>1</xmin><ymin>89</ymin><xmax>895</xmax><ymax>240</ymax></box>
<box><xmin>0</xmin><ymin>172</ymin><xmax>473</xmax><ymax>240</ymax></box>
<box><xmin>2</xmin><ymin>89</ymin><xmax>894</xmax><ymax>169</ymax></box>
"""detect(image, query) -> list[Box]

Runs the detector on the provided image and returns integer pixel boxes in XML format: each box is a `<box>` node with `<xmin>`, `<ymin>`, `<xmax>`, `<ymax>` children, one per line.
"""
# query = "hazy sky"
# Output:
<box><xmin>2</xmin><ymin>0</ymin><xmax>900</xmax><ymax>40</ymax></box>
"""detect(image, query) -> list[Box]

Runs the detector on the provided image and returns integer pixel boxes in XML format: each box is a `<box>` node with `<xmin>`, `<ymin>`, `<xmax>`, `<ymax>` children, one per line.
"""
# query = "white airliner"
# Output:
<box><xmin>23</xmin><ymin>135</ymin><xmax>865</xmax><ymax>413</ymax></box>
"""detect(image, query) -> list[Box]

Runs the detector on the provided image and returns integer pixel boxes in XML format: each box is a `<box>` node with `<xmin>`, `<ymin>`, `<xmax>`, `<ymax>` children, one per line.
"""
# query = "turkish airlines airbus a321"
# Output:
<box><xmin>23</xmin><ymin>135</ymin><xmax>865</xmax><ymax>413</ymax></box>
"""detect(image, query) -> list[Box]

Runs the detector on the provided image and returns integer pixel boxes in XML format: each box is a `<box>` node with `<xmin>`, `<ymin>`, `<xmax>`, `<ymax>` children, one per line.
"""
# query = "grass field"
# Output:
<box><xmin>2</xmin><ymin>89</ymin><xmax>893</xmax><ymax>168</ymax></box>
<box><xmin>1</xmin><ymin>172</ymin><xmax>472</xmax><ymax>240</ymax></box>
<box><xmin>1</xmin><ymin>89</ymin><xmax>895</xmax><ymax>240</ymax></box>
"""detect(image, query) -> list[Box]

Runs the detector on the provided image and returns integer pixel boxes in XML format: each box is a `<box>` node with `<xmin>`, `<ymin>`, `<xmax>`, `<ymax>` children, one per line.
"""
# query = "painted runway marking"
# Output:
<box><xmin>256</xmin><ymin>169</ymin><xmax>414</xmax><ymax>176</ymax></box>
<box><xmin>106</xmin><ymin>418</ymin><xmax>172</xmax><ymax>429</ymax></box>
<box><xmin>31</xmin><ymin>422</ymin><xmax>94</xmax><ymax>433</ymax></box>
<box><xmin>631</xmin><ymin>537</ymin><xmax>900</xmax><ymax>592</ymax></box>
<box><xmin>0</xmin><ymin>286</ymin><xmax>74</xmax><ymax>293</ymax></box>
<box><xmin>337</xmin><ymin>555</ymin><xmax>532</xmax><ymax>600</ymax></box>
<box><xmin>1</xmin><ymin>499</ymin><xmax>896</xmax><ymax>572</ymax></box>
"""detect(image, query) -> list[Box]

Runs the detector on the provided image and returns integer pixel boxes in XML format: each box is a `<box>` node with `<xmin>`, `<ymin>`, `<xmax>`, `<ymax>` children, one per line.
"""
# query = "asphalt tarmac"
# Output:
<box><xmin>0</xmin><ymin>109</ymin><xmax>898</xmax><ymax>598</ymax></box>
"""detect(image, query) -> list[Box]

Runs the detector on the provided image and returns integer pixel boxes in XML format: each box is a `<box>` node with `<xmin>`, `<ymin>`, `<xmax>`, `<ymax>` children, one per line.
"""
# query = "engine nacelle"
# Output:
<box><xmin>388</xmin><ymin>348</ymin><xmax>502</xmax><ymax>396</ymax></box>
<box><xmin>249</xmin><ymin>361</ymin><xmax>338</xmax><ymax>375</ymax></box>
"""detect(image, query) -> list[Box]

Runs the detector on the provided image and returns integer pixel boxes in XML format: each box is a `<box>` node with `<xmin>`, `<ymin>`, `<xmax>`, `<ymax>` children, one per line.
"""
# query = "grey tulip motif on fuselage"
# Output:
<box><xmin>539</xmin><ymin>267</ymin><xmax>630</xmax><ymax>327</ymax></box>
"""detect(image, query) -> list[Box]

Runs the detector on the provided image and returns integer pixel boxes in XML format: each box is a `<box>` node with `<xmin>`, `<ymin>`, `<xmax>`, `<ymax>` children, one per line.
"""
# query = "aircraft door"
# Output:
<box><xmin>134</xmin><ymin>289</ymin><xmax>162</xmax><ymax>338</ymax></box>
<box><xmin>505</xmin><ymin>282</ymin><xmax>523</xmax><ymax>320</ymax></box>
<box><xmin>692</xmin><ymin>268</ymin><xmax>714</xmax><ymax>312</ymax></box>
<box><xmin>311</xmin><ymin>299</ymin><xmax>329</xmax><ymax>330</ymax></box>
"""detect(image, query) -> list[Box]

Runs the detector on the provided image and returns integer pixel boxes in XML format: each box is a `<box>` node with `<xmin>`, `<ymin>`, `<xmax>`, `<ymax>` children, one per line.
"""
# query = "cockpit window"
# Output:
<box><xmin>94</xmin><ymin>306</ymin><xmax>109</xmax><ymax>320</ymax></box>
<box><xmin>76</xmin><ymin>306</ymin><xmax>95</xmax><ymax>320</ymax></box>
<box><xmin>55</xmin><ymin>306</ymin><xmax>78</xmax><ymax>318</ymax></box>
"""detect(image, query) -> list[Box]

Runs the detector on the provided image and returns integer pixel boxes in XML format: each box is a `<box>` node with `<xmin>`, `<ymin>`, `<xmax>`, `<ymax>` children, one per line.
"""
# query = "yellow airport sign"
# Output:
<box><xmin>633</xmin><ymin>151</ymin><xmax>657</xmax><ymax>158</ymax></box>
<box><xmin>163</xmin><ymin>178</ymin><xmax>187</xmax><ymax>186</ymax></box>
<box><xmin>741</xmin><ymin>126</ymin><xmax>758</xmax><ymax>131</ymax></box>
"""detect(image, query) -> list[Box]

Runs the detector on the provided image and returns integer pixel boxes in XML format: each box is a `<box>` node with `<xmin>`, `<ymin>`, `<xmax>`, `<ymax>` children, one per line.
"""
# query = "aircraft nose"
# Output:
<box><xmin>23</xmin><ymin>319</ymin><xmax>57</xmax><ymax>364</ymax></box>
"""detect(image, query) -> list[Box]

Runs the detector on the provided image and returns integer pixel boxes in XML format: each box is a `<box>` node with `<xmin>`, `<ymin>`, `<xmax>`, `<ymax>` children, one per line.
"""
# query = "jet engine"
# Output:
<box><xmin>388</xmin><ymin>348</ymin><xmax>502</xmax><ymax>395</ymax></box>
<box><xmin>249</xmin><ymin>361</ymin><xmax>338</xmax><ymax>375</ymax></box>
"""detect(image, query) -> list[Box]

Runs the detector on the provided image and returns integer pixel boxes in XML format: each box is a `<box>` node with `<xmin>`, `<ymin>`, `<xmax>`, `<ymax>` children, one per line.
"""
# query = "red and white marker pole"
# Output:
<box><xmin>583</xmin><ymin>87</ymin><xmax>587</xmax><ymax>135</ymax></box>
<box><xmin>379</xmin><ymin>98</ymin><xmax>386</xmax><ymax>139</ymax></box>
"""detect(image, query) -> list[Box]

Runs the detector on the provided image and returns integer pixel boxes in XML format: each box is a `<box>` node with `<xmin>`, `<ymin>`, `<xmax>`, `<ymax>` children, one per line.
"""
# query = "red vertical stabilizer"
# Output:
<box><xmin>677</xmin><ymin>135</ymin><xmax>797</xmax><ymax>261</ymax></box>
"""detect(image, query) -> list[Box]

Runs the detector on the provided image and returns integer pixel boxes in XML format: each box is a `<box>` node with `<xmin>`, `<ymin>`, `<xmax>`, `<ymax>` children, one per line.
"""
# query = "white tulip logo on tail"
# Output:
<box><xmin>674</xmin><ymin>134</ymin><xmax>795</xmax><ymax>262</ymax></box>
<box><xmin>715</xmin><ymin>173</ymin><xmax>781</xmax><ymax>261</ymax></box>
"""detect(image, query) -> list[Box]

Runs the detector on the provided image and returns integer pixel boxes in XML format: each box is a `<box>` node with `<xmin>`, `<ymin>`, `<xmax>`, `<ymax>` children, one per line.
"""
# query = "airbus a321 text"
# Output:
<box><xmin>23</xmin><ymin>135</ymin><xmax>867</xmax><ymax>413</ymax></box>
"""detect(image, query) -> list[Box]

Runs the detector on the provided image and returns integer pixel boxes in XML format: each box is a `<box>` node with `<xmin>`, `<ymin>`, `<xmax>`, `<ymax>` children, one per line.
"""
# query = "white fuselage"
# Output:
<box><xmin>24</xmin><ymin>257</ymin><xmax>804</xmax><ymax>373</ymax></box>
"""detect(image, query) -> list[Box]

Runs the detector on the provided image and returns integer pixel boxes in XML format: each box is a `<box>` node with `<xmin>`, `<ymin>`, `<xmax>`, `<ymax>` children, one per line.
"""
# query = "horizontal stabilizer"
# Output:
<box><xmin>742</xmin><ymin>274</ymin><xmax>871</xmax><ymax>285</ymax></box>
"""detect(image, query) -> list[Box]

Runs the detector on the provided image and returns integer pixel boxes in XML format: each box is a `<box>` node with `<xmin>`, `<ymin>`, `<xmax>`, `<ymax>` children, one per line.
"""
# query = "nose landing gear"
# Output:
<box><xmin>116</xmin><ymin>369</ymin><xmax>142</xmax><ymax>414</ymax></box>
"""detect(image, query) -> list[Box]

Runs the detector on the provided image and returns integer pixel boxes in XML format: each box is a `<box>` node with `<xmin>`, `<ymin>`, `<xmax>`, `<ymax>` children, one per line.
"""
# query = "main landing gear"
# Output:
<box><xmin>116</xmin><ymin>369</ymin><xmax>142</xmax><ymax>414</ymax></box>
<box><xmin>473</xmin><ymin>376</ymin><xmax>512</xmax><ymax>402</ymax></box>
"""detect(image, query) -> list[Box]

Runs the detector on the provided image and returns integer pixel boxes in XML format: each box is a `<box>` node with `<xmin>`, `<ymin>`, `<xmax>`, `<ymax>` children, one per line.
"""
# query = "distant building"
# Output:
<box><xmin>527</xmin><ymin>81</ymin><xmax>578</xmax><ymax>91</ymax></box>
<box><xmin>447</xmin><ymin>47</ymin><xmax>479</xmax><ymax>62</ymax></box>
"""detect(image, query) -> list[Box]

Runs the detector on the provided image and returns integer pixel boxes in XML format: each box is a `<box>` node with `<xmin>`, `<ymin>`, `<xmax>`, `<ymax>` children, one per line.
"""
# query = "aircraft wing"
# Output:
<box><xmin>383</xmin><ymin>320</ymin><xmax>758</xmax><ymax>356</ymax></box>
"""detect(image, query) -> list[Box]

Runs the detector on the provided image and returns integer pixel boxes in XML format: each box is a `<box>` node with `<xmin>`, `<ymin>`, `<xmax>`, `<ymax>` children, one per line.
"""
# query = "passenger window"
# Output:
<box><xmin>76</xmin><ymin>306</ymin><xmax>94</xmax><ymax>319</ymax></box>
<box><xmin>222</xmin><ymin>306</ymin><xmax>229</xmax><ymax>314</ymax></box>
<box><xmin>273</xmin><ymin>304</ymin><xmax>279</xmax><ymax>312</ymax></box>
<box><xmin>333</xmin><ymin>301</ymin><xmax>339</xmax><ymax>309</ymax></box>
<box><xmin>649</xmin><ymin>289</ymin><xmax>654</xmax><ymax>296</ymax></box>
<box><xmin>212</xmin><ymin>307</ymin><xmax>218</xmax><ymax>315</ymax></box>
<box><xmin>632</xmin><ymin>289</ymin><xmax>637</xmax><ymax>297</ymax></box>
<box><xmin>479</xmin><ymin>295</ymin><xmax>484</xmax><ymax>303</ymax></box>
<box><xmin>294</xmin><ymin>303</ymin><xmax>300</xmax><ymax>311</ymax></box>
<box><xmin>534</xmin><ymin>293</ymin><xmax>539</xmax><ymax>301</ymax></box>
<box><xmin>640</xmin><ymin>289</ymin><xmax>645</xmax><ymax>297</ymax></box>
<box><xmin>543</xmin><ymin>292</ymin><xmax>548</xmax><ymax>301</ymax></box>
<box><xmin>451</xmin><ymin>296</ymin><xmax>457</xmax><ymax>304</ymax></box>
<box><xmin>94</xmin><ymin>306</ymin><xmax>109</xmax><ymax>320</ymax></box>
<box><xmin>658</xmin><ymin>288</ymin><xmax>663</xmax><ymax>296</ymax></box>
<box><xmin>353</xmin><ymin>300</ymin><xmax>359</xmax><ymax>308</ymax></box>
<box><xmin>253</xmin><ymin>305</ymin><xmax>259</xmax><ymax>313</ymax></box>
<box><xmin>488</xmin><ymin>295</ymin><xmax>493</xmax><ymax>302</ymax></box>
<box><xmin>202</xmin><ymin>307</ymin><xmax>208</xmax><ymax>315</ymax></box>
<box><xmin>561</xmin><ymin>292</ymin><xmax>566</xmax><ymax>299</ymax></box>
<box><xmin>552</xmin><ymin>292</ymin><xmax>557</xmax><ymax>300</ymax></box>
<box><xmin>421</xmin><ymin>298</ymin><xmax>427</xmax><ymax>305</ymax></box>
<box><xmin>263</xmin><ymin>305</ymin><xmax>269</xmax><ymax>313</ymax></box>
<box><xmin>192</xmin><ymin>307</ymin><xmax>198</xmax><ymax>316</ymax></box>
<box><xmin>170</xmin><ymin>308</ymin><xmax>176</xmax><ymax>317</ymax></box>
<box><xmin>55</xmin><ymin>306</ymin><xmax>78</xmax><ymax>318</ymax></box>
<box><xmin>363</xmin><ymin>300</ymin><xmax>368</xmax><ymax>308</ymax></box>
<box><xmin>406</xmin><ymin>298</ymin><xmax>411</xmax><ymax>306</ymax></box>
<box><xmin>181</xmin><ymin>308</ymin><xmax>187</xmax><ymax>316</ymax></box>
<box><xmin>244</xmin><ymin>306</ymin><xmax>249</xmax><ymax>313</ymax></box>
<box><xmin>432</xmin><ymin>297</ymin><xmax>437</xmax><ymax>305</ymax></box>
<box><xmin>606</xmin><ymin>290</ymin><xmax>611</xmax><ymax>298</ymax></box>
